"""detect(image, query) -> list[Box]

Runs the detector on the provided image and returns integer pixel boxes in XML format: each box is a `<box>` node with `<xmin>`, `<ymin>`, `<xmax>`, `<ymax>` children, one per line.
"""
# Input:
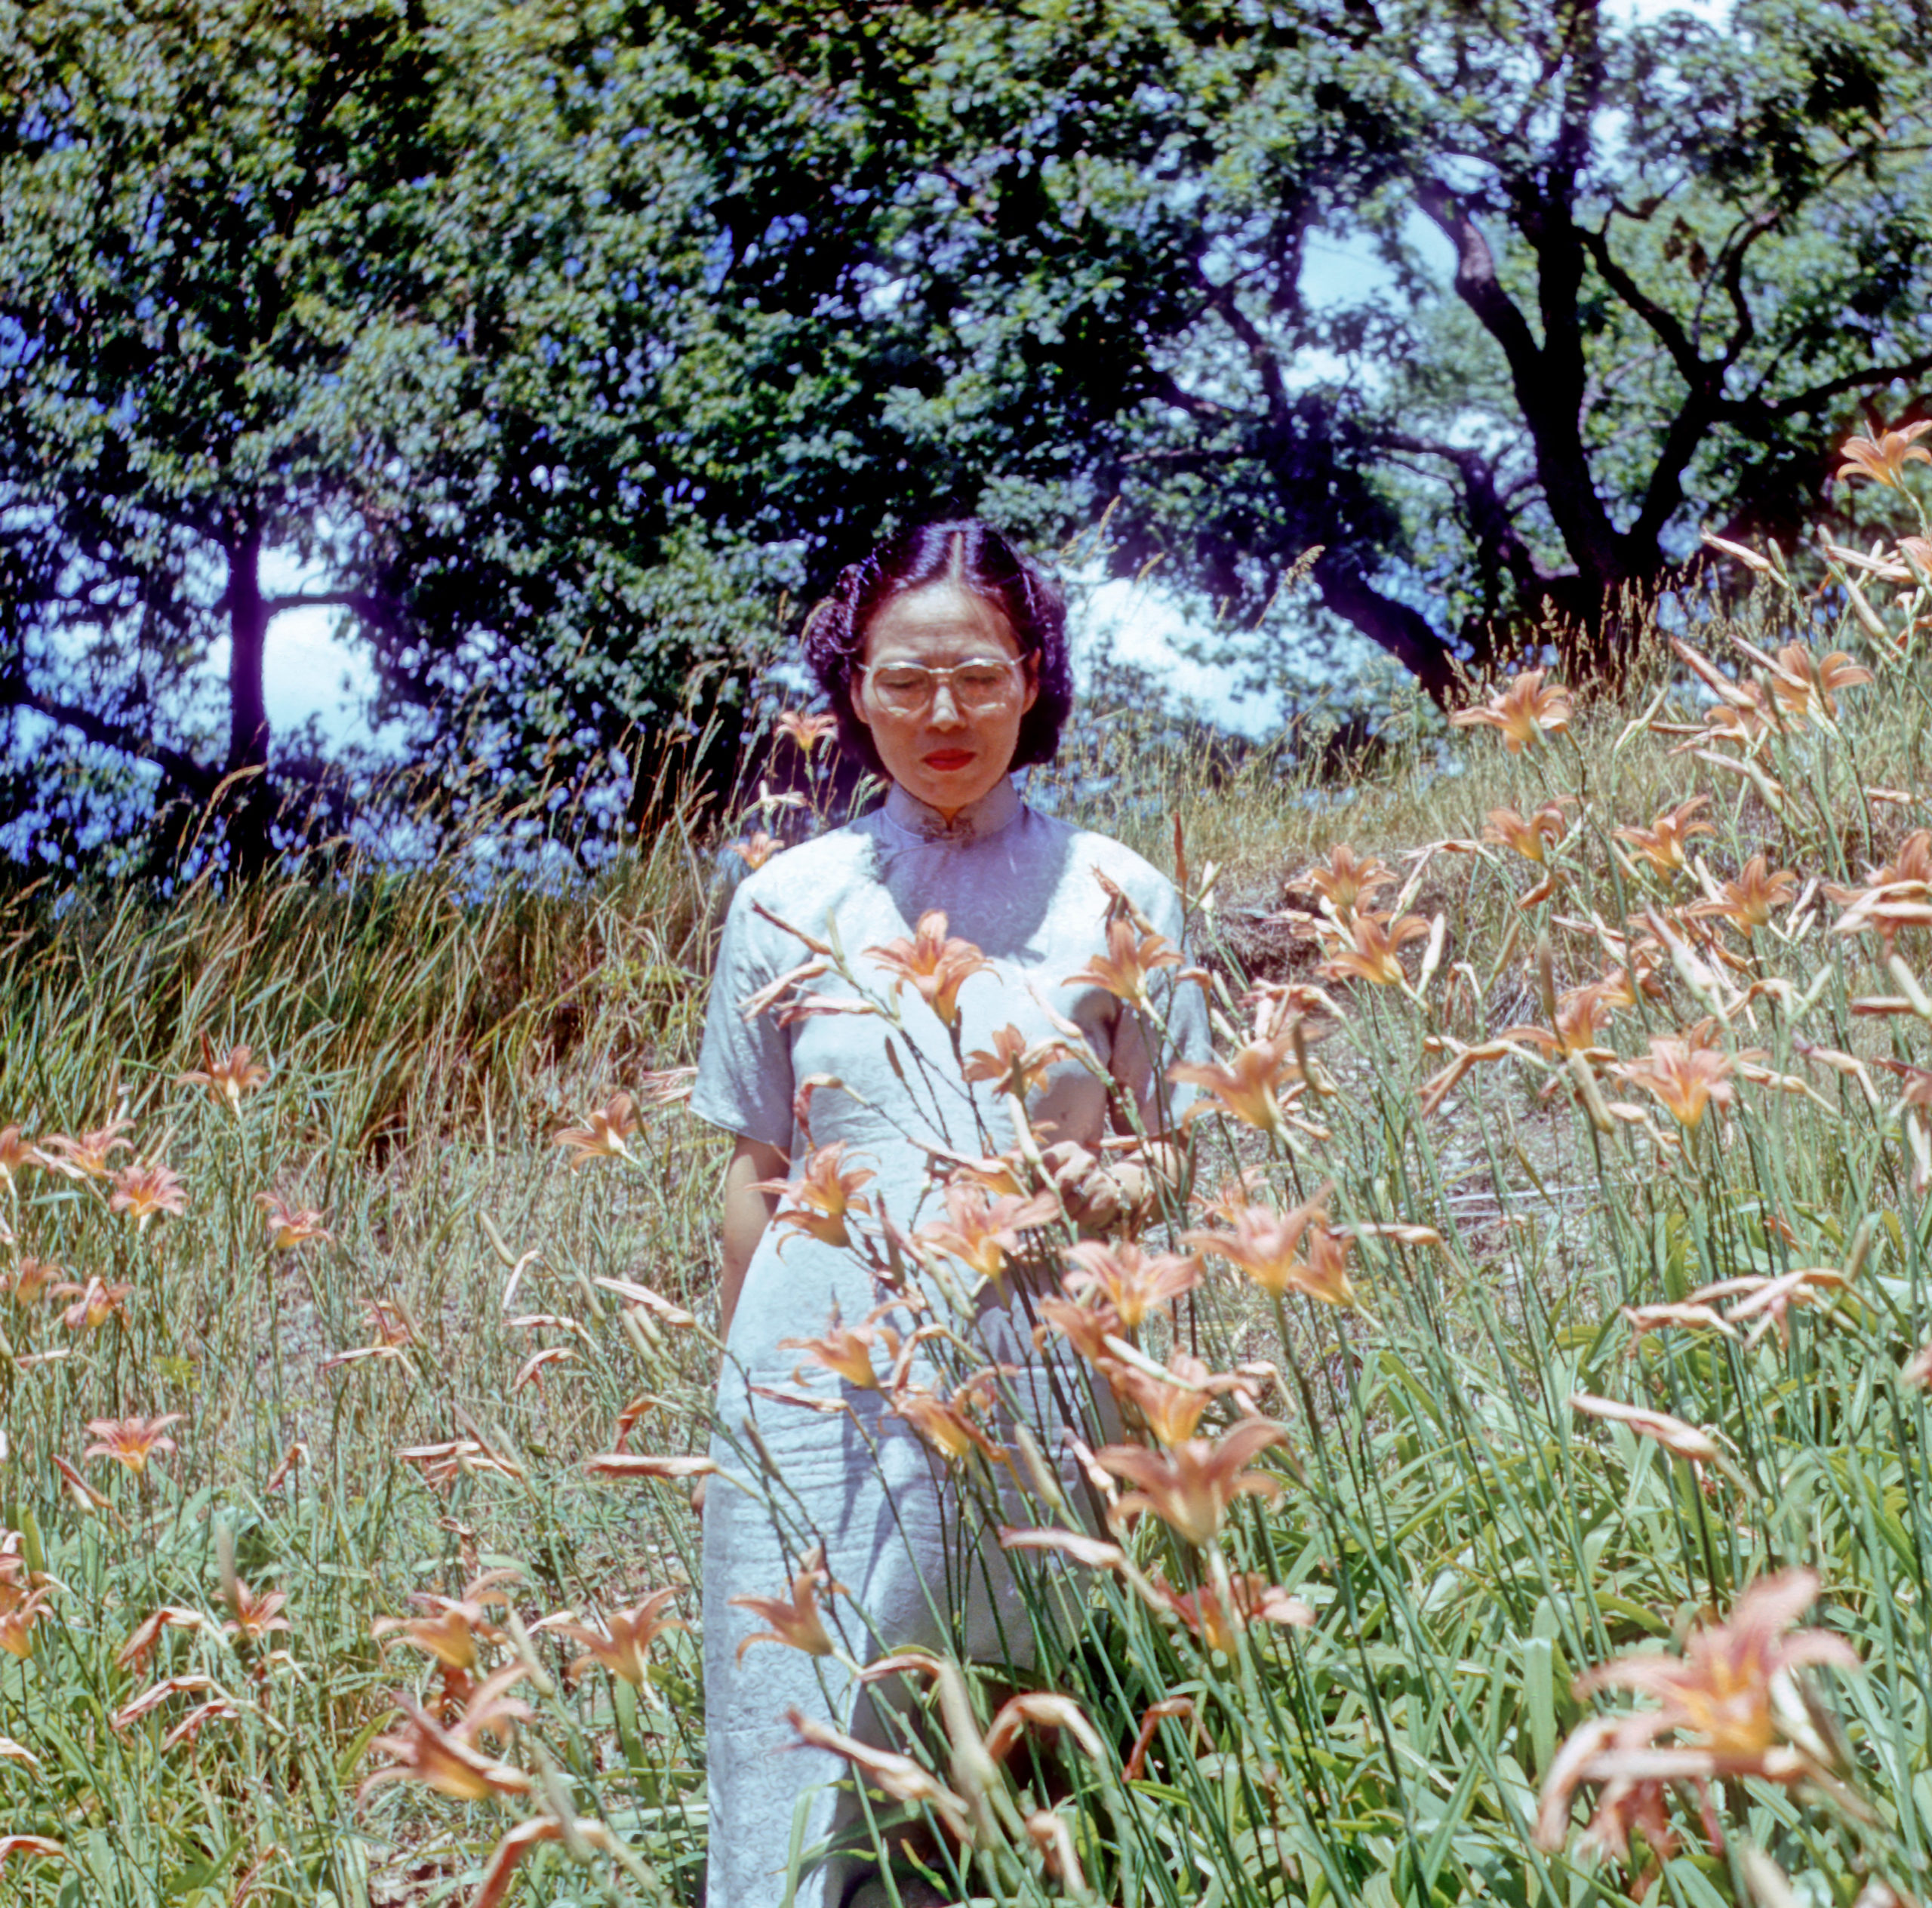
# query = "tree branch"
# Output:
<box><xmin>1144</xmin><ymin>373</ymin><xmax>1237</xmax><ymax>426</ymax></box>
<box><xmin>1198</xmin><ymin>275</ymin><xmax>1293</xmax><ymax>432</ymax></box>
<box><xmin>0</xmin><ymin>685</ymin><xmax>220</xmax><ymax>801</ymax></box>
<box><xmin>1578</xmin><ymin>226</ymin><xmax>1707</xmax><ymax>391</ymax></box>
<box><xmin>1414</xmin><ymin>179</ymin><xmax>1545</xmax><ymax>394</ymax></box>
<box><xmin>1369</xmin><ymin>430</ymin><xmax>1555</xmax><ymax>599</ymax></box>
<box><xmin>1311</xmin><ymin>551</ymin><xmax>1458</xmax><ymax>704</ymax></box>
<box><xmin>260</xmin><ymin>589</ymin><xmax>391</xmax><ymax>621</ymax></box>
<box><xmin>1761</xmin><ymin>351</ymin><xmax>1932</xmax><ymax>420</ymax></box>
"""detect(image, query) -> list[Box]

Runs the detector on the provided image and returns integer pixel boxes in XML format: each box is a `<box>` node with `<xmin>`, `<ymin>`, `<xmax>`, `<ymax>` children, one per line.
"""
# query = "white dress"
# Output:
<box><xmin>689</xmin><ymin>777</ymin><xmax>1209</xmax><ymax>1907</ymax></box>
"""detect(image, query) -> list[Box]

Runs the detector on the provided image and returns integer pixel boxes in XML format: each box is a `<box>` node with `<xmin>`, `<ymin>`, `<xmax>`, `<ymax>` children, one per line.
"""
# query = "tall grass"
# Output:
<box><xmin>3</xmin><ymin>451</ymin><xmax>1932</xmax><ymax>1906</ymax></box>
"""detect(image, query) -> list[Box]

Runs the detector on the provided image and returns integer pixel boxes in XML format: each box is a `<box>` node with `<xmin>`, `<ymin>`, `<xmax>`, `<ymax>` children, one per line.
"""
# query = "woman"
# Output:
<box><xmin>690</xmin><ymin>521</ymin><xmax>1209</xmax><ymax>1907</ymax></box>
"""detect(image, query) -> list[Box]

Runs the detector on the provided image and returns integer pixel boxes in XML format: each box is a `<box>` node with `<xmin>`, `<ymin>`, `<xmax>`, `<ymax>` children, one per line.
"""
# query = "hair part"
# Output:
<box><xmin>800</xmin><ymin>520</ymin><xmax>1074</xmax><ymax>780</ymax></box>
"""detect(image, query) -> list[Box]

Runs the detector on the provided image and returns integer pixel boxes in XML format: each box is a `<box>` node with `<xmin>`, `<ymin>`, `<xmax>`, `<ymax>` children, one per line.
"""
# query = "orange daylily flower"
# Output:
<box><xmin>1483</xmin><ymin>800</ymin><xmax>1575</xmax><ymax>866</ymax></box>
<box><xmin>1032</xmin><ymin>1293</ymin><xmax>1126</xmax><ymax>1365</ymax></box>
<box><xmin>1503</xmin><ymin>984</ymin><xmax>1616</xmax><ymax>1064</ymax></box>
<box><xmin>1825</xmin><ymin>829</ymin><xmax>1932</xmax><ymax>949</ymax></box>
<box><xmin>1537</xmin><ymin>1570</ymin><xmax>1857</xmax><ymax>1863</ymax></box>
<box><xmin>36</xmin><ymin>1116</ymin><xmax>133</xmax><ymax>1181</ymax></box>
<box><xmin>780</xmin><ymin>1306</ymin><xmax>903</xmax><ymax>1391</ymax></box>
<box><xmin>961</xmin><ymin>1024</ymin><xmax>1066</xmax><ymax>1098</ymax></box>
<box><xmin>552</xmin><ymin>1091</ymin><xmax>640</xmax><ymax>1170</ymax></box>
<box><xmin>359</xmin><ymin>1664</ymin><xmax>536</xmax><ymax>1802</ymax></box>
<box><xmin>1062</xmin><ymin>1239</ymin><xmax>1200</xmax><ymax>1329</ymax></box>
<box><xmin>733</xmin><ymin>829</ymin><xmax>781</xmax><ymax>870</ymax></box>
<box><xmin>891</xmin><ymin>1382</ymin><xmax>1007</xmax><ymax>1465</ymax></box>
<box><xmin>1761</xmin><ymin>643</ymin><xmax>1872</xmax><ymax>719</ymax></box>
<box><xmin>1449</xmin><ymin>668</ymin><xmax>1572</xmax><ymax>750</ymax></box>
<box><xmin>867</xmin><ymin>910</ymin><xmax>991</xmax><ymax>1026</ymax></box>
<box><xmin>1691</xmin><ymin>855</ymin><xmax>1797</xmax><ymax>933</ymax></box>
<box><xmin>178</xmin><ymin>1039</ymin><xmax>270</xmax><ymax>1109</ymax></box>
<box><xmin>1168</xmin><ymin>1031</ymin><xmax>1315</xmax><ymax>1139</ymax></box>
<box><xmin>756</xmin><ymin>1142</ymin><xmax>875</xmax><ymax>1251</ymax></box>
<box><xmin>1097</xmin><ymin>1420</ymin><xmax>1287</xmax><ymax>1547</ymax></box>
<box><xmin>1111</xmin><ymin>1351</ymin><xmax>1233</xmax><ymax>1447</ymax></box>
<box><xmin>0</xmin><ymin>1586</ymin><xmax>54</xmax><ymax>1660</ymax></box>
<box><xmin>1063</xmin><ymin>919</ymin><xmax>1183</xmax><ymax>1011</ymax></box>
<box><xmin>5</xmin><ymin>1259</ymin><xmax>60</xmax><ymax>1306</ymax></box>
<box><xmin>83</xmin><ymin>1413</ymin><xmax>186</xmax><ymax>1476</ymax></box>
<box><xmin>1670</xmin><ymin>639</ymin><xmax>1795</xmax><ymax>746</ymax></box>
<box><xmin>107</xmin><ymin>1160</ymin><xmax>187</xmax><ymax>1230</ymax></box>
<box><xmin>222</xmin><ymin>1572</ymin><xmax>291</xmax><ymax>1648</ymax></box>
<box><xmin>374</xmin><ymin>1568</ymin><xmax>521</xmax><ymax>1674</ymax></box>
<box><xmin>729</xmin><ymin>1543</ymin><xmax>847</xmax><ymax>1661</ymax></box>
<box><xmin>1612</xmin><ymin>1033</ymin><xmax>1749</xmax><ymax>1128</ymax></box>
<box><xmin>56</xmin><ymin>1277</ymin><xmax>133</xmax><ymax>1331</ymax></box>
<box><xmin>914</xmin><ymin>1182</ymin><xmax>1059</xmax><ymax>1291</ymax></box>
<box><xmin>257</xmin><ymin>1192</ymin><xmax>331</xmax><ymax>1251</ymax></box>
<box><xmin>541</xmin><ymin>1587</ymin><xmax>685</xmax><ymax>1688</ymax></box>
<box><xmin>1316</xmin><ymin>910</ymin><xmax>1430</xmax><ymax>986</ymax></box>
<box><xmin>0</xmin><ymin>1543</ymin><xmax>57</xmax><ymax>1662</ymax></box>
<box><xmin>775</xmin><ymin>709</ymin><xmax>840</xmax><ymax>755</ymax></box>
<box><xmin>1183</xmin><ymin>1183</ymin><xmax>1356</xmax><ymax>1306</ymax></box>
<box><xmin>0</xmin><ymin>1128</ymin><xmax>40</xmax><ymax>1180</ymax></box>
<box><xmin>1832</xmin><ymin>419</ymin><xmax>1932</xmax><ymax>490</ymax></box>
<box><xmin>1152</xmin><ymin>1571</ymin><xmax>1314</xmax><ymax>1654</ymax></box>
<box><xmin>1614</xmin><ymin>796</ymin><xmax>1713</xmax><ymax>876</ymax></box>
<box><xmin>1295</xmin><ymin>842</ymin><xmax>1395</xmax><ymax>917</ymax></box>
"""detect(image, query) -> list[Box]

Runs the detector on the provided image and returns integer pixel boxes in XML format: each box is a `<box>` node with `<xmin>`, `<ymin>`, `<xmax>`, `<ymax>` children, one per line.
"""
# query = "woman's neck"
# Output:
<box><xmin>882</xmin><ymin>776</ymin><xmax>1021</xmax><ymax>844</ymax></box>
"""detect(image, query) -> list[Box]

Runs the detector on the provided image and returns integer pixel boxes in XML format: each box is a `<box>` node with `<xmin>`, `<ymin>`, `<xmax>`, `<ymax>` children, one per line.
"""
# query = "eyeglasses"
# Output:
<box><xmin>856</xmin><ymin>656</ymin><xmax>1029</xmax><ymax>716</ymax></box>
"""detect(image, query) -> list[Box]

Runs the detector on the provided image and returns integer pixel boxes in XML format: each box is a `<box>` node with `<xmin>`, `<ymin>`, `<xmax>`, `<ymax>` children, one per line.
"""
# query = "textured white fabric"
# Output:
<box><xmin>690</xmin><ymin>779</ymin><xmax>1208</xmax><ymax>1906</ymax></box>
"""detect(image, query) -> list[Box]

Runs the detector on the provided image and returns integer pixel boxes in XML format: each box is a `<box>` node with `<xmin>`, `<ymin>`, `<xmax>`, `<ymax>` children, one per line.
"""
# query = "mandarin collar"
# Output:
<box><xmin>880</xmin><ymin>777</ymin><xmax>1023</xmax><ymax>846</ymax></box>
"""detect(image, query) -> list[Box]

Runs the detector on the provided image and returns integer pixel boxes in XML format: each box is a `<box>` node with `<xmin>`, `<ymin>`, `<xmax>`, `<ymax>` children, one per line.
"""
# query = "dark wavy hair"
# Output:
<box><xmin>799</xmin><ymin>520</ymin><xmax>1074</xmax><ymax>780</ymax></box>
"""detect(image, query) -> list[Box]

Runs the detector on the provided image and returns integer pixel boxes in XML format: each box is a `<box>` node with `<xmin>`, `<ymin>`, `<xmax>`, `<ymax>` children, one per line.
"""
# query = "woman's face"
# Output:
<box><xmin>851</xmin><ymin>581</ymin><xmax>1038</xmax><ymax>819</ymax></box>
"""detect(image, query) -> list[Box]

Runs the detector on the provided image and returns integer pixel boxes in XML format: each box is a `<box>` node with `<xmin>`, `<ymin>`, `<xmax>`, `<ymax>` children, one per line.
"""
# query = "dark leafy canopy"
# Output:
<box><xmin>644</xmin><ymin>0</ymin><xmax>1932</xmax><ymax>695</ymax></box>
<box><xmin>0</xmin><ymin>0</ymin><xmax>767</xmax><ymax>868</ymax></box>
<box><xmin>4</xmin><ymin>0</ymin><xmax>1930</xmax><ymax>868</ymax></box>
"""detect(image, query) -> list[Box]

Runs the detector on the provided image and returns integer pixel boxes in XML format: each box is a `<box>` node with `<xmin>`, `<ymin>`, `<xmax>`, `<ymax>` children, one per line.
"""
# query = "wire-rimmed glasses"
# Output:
<box><xmin>855</xmin><ymin>656</ymin><xmax>1029</xmax><ymax>716</ymax></box>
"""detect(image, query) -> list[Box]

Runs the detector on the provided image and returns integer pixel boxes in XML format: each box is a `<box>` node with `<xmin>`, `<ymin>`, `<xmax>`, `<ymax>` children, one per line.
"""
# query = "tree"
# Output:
<box><xmin>0</xmin><ymin>0</ymin><xmax>764</xmax><ymax>869</ymax></box>
<box><xmin>634</xmin><ymin>0</ymin><xmax>1932</xmax><ymax>694</ymax></box>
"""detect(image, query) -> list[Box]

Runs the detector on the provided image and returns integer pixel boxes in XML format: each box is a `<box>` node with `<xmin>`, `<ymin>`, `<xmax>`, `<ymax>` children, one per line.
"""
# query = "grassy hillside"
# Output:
<box><xmin>5</xmin><ymin>454</ymin><xmax>1932</xmax><ymax>1907</ymax></box>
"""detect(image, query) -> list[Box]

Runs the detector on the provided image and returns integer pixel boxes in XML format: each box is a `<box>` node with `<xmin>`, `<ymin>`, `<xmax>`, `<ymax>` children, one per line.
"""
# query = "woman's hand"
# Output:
<box><xmin>1041</xmin><ymin>1138</ymin><xmax>1183</xmax><ymax>1233</ymax></box>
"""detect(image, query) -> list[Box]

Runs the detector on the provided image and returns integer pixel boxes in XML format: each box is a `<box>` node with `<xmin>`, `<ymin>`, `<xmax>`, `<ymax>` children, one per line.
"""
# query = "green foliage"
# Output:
<box><xmin>0</xmin><ymin>0</ymin><xmax>770</xmax><ymax>864</ymax></box>
<box><xmin>636</xmin><ymin>0</ymin><xmax>1932</xmax><ymax>688</ymax></box>
<box><xmin>8</xmin><ymin>0</ymin><xmax>1932</xmax><ymax>854</ymax></box>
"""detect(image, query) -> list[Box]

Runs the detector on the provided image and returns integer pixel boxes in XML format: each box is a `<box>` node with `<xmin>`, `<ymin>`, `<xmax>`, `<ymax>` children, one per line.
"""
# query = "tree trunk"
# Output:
<box><xmin>225</xmin><ymin>522</ymin><xmax>273</xmax><ymax>875</ymax></box>
<box><xmin>1312</xmin><ymin>552</ymin><xmax>1461</xmax><ymax>706</ymax></box>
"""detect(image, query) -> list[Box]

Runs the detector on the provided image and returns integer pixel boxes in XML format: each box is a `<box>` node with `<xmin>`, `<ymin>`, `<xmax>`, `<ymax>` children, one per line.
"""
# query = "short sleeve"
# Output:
<box><xmin>689</xmin><ymin>881</ymin><xmax>796</xmax><ymax>1152</ymax></box>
